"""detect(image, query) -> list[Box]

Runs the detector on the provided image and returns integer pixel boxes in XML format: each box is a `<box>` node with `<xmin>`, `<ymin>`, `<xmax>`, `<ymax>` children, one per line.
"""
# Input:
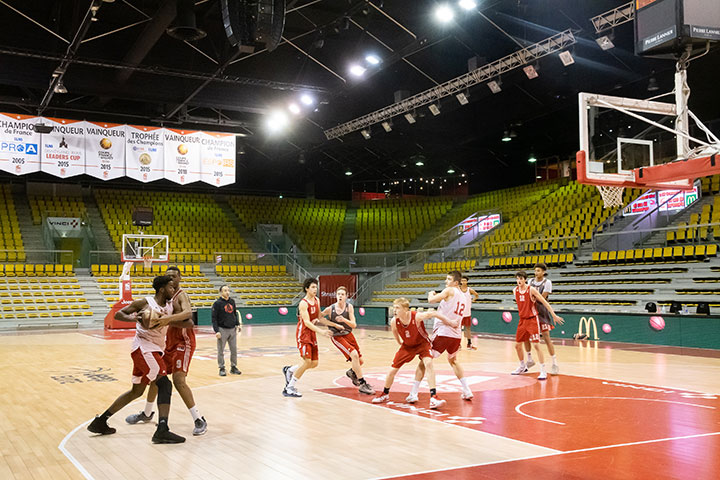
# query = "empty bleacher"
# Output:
<box><xmin>27</xmin><ymin>192</ymin><xmax>87</xmax><ymax>225</ymax></box>
<box><xmin>215</xmin><ymin>264</ymin><xmax>301</xmax><ymax>305</ymax></box>
<box><xmin>0</xmin><ymin>184</ymin><xmax>25</xmax><ymax>262</ymax></box>
<box><xmin>590</xmin><ymin>244</ymin><xmax>717</xmax><ymax>265</ymax></box>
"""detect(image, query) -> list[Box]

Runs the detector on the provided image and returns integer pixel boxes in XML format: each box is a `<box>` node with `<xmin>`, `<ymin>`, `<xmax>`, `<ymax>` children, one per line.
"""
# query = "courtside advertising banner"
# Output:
<box><xmin>125</xmin><ymin>125</ymin><xmax>164</xmax><ymax>183</ymax></box>
<box><xmin>318</xmin><ymin>275</ymin><xmax>358</xmax><ymax>307</ymax></box>
<box><xmin>0</xmin><ymin>112</ymin><xmax>41</xmax><ymax>175</ymax></box>
<box><xmin>84</xmin><ymin>121</ymin><xmax>126</xmax><ymax>181</ymax></box>
<box><xmin>199</xmin><ymin>131</ymin><xmax>236</xmax><ymax>187</ymax></box>
<box><xmin>40</xmin><ymin>117</ymin><xmax>85</xmax><ymax>178</ymax></box>
<box><xmin>163</xmin><ymin>128</ymin><xmax>201</xmax><ymax>185</ymax></box>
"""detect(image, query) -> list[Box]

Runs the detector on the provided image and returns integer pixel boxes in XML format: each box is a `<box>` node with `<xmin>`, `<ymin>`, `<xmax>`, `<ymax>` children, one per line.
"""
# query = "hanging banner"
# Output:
<box><xmin>0</xmin><ymin>112</ymin><xmax>41</xmax><ymax>175</ymax></box>
<box><xmin>84</xmin><ymin>121</ymin><xmax>126</xmax><ymax>180</ymax></box>
<box><xmin>199</xmin><ymin>131</ymin><xmax>236</xmax><ymax>187</ymax></box>
<box><xmin>318</xmin><ymin>275</ymin><xmax>358</xmax><ymax>308</ymax></box>
<box><xmin>163</xmin><ymin>128</ymin><xmax>201</xmax><ymax>185</ymax></box>
<box><xmin>40</xmin><ymin>117</ymin><xmax>85</xmax><ymax>178</ymax></box>
<box><xmin>125</xmin><ymin>125</ymin><xmax>164</xmax><ymax>183</ymax></box>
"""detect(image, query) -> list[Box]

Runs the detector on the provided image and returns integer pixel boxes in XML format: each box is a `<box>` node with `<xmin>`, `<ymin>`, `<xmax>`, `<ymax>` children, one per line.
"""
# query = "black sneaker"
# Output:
<box><xmin>346</xmin><ymin>368</ymin><xmax>360</xmax><ymax>386</ymax></box>
<box><xmin>87</xmin><ymin>415</ymin><xmax>116</xmax><ymax>435</ymax></box>
<box><xmin>230</xmin><ymin>366</ymin><xmax>242</xmax><ymax>375</ymax></box>
<box><xmin>219</xmin><ymin>367</ymin><xmax>226</xmax><ymax>377</ymax></box>
<box><xmin>152</xmin><ymin>425</ymin><xmax>186</xmax><ymax>444</ymax></box>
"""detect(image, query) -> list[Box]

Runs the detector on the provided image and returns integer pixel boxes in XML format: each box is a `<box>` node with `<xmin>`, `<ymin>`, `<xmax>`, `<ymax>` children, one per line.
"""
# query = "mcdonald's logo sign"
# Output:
<box><xmin>578</xmin><ymin>316</ymin><xmax>599</xmax><ymax>340</ymax></box>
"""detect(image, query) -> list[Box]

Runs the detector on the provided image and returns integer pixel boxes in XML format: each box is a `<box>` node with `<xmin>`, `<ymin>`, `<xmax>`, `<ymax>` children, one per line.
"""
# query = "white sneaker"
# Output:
<box><xmin>526</xmin><ymin>359</ymin><xmax>536</xmax><ymax>369</ymax></box>
<box><xmin>429</xmin><ymin>396</ymin><xmax>446</xmax><ymax>409</ymax></box>
<box><xmin>511</xmin><ymin>365</ymin><xmax>528</xmax><ymax>375</ymax></box>
<box><xmin>372</xmin><ymin>394</ymin><xmax>389</xmax><ymax>404</ymax></box>
<box><xmin>405</xmin><ymin>393</ymin><xmax>418</xmax><ymax>403</ymax></box>
<box><xmin>550</xmin><ymin>364</ymin><xmax>559</xmax><ymax>375</ymax></box>
<box><xmin>461</xmin><ymin>390</ymin><xmax>474</xmax><ymax>401</ymax></box>
<box><xmin>282</xmin><ymin>386</ymin><xmax>302</xmax><ymax>397</ymax></box>
<box><xmin>537</xmin><ymin>370</ymin><xmax>547</xmax><ymax>380</ymax></box>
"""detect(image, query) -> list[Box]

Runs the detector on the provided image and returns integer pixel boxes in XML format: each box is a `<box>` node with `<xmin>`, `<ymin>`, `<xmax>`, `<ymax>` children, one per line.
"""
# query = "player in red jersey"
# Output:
<box><xmin>460</xmin><ymin>275</ymin><xmax>479</xmax><ymax>350</ymax></box>
<box><xmin>282</xmin><ymin>278</ymin><xmax>331</xmax><ymax>398</ymax></box>
<box><xmin>372</xmin><ymin>298</ymin><xmax>455</xmax><ymax>409</ymax></box>
<box><xmin>125</xmin><ymin>266</ymin><xmax>206</xmax><ymax>436</ymax></box>
<box><xmin>511</xmin><ymin>271</ymin><xmax>563</xmax><ymax>380</ymax></box>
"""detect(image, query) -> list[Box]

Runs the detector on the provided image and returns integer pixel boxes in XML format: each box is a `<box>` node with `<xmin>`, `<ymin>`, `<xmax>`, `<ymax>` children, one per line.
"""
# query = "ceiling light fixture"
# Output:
<box><xmin>456</xmin><ymin>92</ymin><xmax>469</xmax><ymax>105</ymax></box>
<box><xmin>528</xmin><ymin>154</ymin><xmax>537</xmax><ymax>163</ymax></box>
<box><xmin>345</xmin><ymin>170</ymin><xmax>353</xmax><ymax>176</ymax></box>
<box><xmin>265</xmin><ymin>111</ymin><xmax>289</xmax><ymax>134</ymax></box>
<box><xmin>523</xmin><ymin>65</ymin><xmax>538</xmax><ymax>79</ymax></box>
<box><xmin>596</xmin><ymin>35</ymin><xmax>615</xmax><ymax>50</ymax></box>
<box><xmin>559</xmin><ymin>51</ymin><xmax>574</xmax><ymax>66</ymax></box>
<box><xmin>428</xmin><ymin>104</ymin><xmax>441</xmax><ymax>116</ymax></box>
<box><xmin>501</xmin><ymin>130</ymin><xmax>512</xmax><ymax>142</ymax></box>
<box><xmin>434</xmin><ymin>4</ymin><xmax>455</xmax><ymax>24</ymax></box>
<box><xmin>360</xmin><ymin>129</ymin><xmax>371</xmax><ymax>140</ymax></box>
<box><xmin>458</xmin><ymin>0</ymin><xmax>477</xmax><ymax>10</ymax></box>
<box><xmin>381</xmin><ymin>121</ymin><xmax>392</xmax><ymax>132</ymax></box>
<box><xmin>404</xmin><ymin>113</ymin><xmax>416</xmax><ymax>124</ymax></box>
<box><xmin>349</xmin><ymin>64</ymin><xmax>366</xmax><ymax>77</ymax></box>
<box><xmin>300</xmin><ymin>94</ymin><xmax>314</xmax><ymax>106</ymax></box>
<box><xmin>487</xmin><ymin>80</ymin><xmax>502</xmax><ymax>94</ymax></box>
<box><xmin>365</xmin><ymin>54</ymin><xmax>381</xmax><ymax>65</ymax></box>
<box><xmin>288</xmin><ymin>103</ymin><xmax>301</xmax><ymax>115</ymax></box>
<box><xmin>53</xmin><ymin>80</ymin><xmax>67</xmax><ymax>94</ymax></box>
<box><xmin>447</xmin><ymin>168</ymin><xmax>455</xmax><ymax>174</ymax></box>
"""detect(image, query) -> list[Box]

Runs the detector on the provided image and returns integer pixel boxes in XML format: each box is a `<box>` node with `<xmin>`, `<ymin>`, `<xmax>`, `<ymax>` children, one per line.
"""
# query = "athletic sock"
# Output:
<box><xmin>551</xmin><ymin>355</ymin><xmax>557</xmax><ymax>365</ymax></box>
<box><xmin>288</xmin><ymin>375</ymin><xmax>299</xmax><ymax>388</ymax></box>
<box><xmin>430</xmin><ymin>388</ymin><xmax>437</xmax><ymax>397</ymax></box>
<box><xmin>143</xmin><ymin>401</ymin><xmax>154</xmax><ymax>417</ymax></box>
<box><xmin>459</xmin><ymin>377</ymin><xmax>469</xmax><ymax>390</ymax></box>
<box><xmin>289</xmin><ymin>365</ymin><xmax>299</xmax><ymax>374</ymax></box>
<box><xmin>189</xmin><ymin>406</ymin><xmax>201</xmax><ymax>421</ymax></box>
<box><xmin>540</xmin><ymin>363</ymin><xmax>546</xmax><ymax>372</ymax></box>
<box><xmin>519</xmin><ymin>361</ymin><xmax>526</xmax><ymax>368</ymax></box>
<box><xmin>383</xmin><ymin>387</ymin><xmax>390</xmax><ymax>395</ymax></box>
<box><xmin>526</xmin><ymin>352</ymin><xmax>533</xmax><ymax>361</ymax></box>
<box><xmin>411</xmin><ymin>380</ymin><xmax>421</xmax><ymax>396</ymax></box>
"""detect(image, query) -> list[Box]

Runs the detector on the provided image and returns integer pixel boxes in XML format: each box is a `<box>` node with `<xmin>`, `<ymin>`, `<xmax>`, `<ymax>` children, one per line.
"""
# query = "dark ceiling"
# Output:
<box><xmin>0</xmin><ymin>0</ymin><xmax>718</xmax><ymax>199</ymax></box>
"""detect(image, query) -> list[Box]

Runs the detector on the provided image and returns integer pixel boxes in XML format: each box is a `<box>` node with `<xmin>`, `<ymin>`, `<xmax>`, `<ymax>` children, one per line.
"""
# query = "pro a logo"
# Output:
<box><xmin>0</xmin><ymin>142</ymin><xmax>38</xmax><ymax>155</ymax></box>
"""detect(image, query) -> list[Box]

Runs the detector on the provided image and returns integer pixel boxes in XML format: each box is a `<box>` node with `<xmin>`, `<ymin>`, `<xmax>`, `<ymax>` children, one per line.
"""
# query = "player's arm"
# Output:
<box><xmin>115</xmin><ymin>298</ymin><xmax>149</xmax><ymax>324</ymax></box>
<box><xmin>417</xmin><ymin>308</ymin><xmax>459</xmax><ymax>329</ymax></box>
<box><xmin>469</xmin><ymin>288</ymin><xmax>479</xmax><ymax>300</ymax></box>
<box><xmin>171</xmin><ymin>290</ymin><xmax>194</xmax><ymax>329</ymax></box>
<box><xmin>300</xmin><ymin>301</ymin><xmax>331</xmax><ymax>337</ymax></box>
<box><xmin>391</xmin><ymin>318</ymin><xmax>402</xmax><ymax>345</ymax></box>
<box><xmin>315</xmin><ymin>306</ymin><xmax>345</xmax><ymax>330</ymax></box>
<box><xmin>427</xmin><ymin>287</ymin><xmax>451</xmax><ymax>304</ymax></box>
<box><xmin>344</xmin><ymin>304</ymin><xmax>357</xmax><ymax>329</ymax></box>
<box><xmin>152</xmin><ymin>309</ymin><xmax>192</xmax><ymax>328</ymax></box>
<box><xmin>530</xmin><ymin>287</ymin><xmax>564</xmax><ymax>325</ymax></box>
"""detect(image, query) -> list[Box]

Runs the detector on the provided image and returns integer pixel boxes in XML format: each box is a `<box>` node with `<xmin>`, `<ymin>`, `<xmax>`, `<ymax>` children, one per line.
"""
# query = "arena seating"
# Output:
<box><xmin>487</xmin><ymin>253</ymin><xmax>574</xmax><ymax>269</ymax></box>
<box><xmin>666</xmin><ymin>190</ymin><xmax>720</xmax><ymax>244</ymax></box>
<box><xmin>590</xmin><ymin>244</ymin><xmax>717</xmax><ymax>265</ymax></box>
<box><xmin>423</xmin><ymin>260</ymin><xmax>476</xmax><ymax>273</ymax></box>
<box><xmin>355</xmin><ymin>197</ymin><xmax>452</xmax><ymax>252</ymax></box>
<box><xmin>0</xmin><ymin>184</ymin><xmax>25</xmax><ymax>262</ymax></box>
<box><xmin>27</xmin><ymin>192</ymin><xmax>87</xmax><ymax>225</ymax></box>
<box><xmin>228</xmin><ymin>196</ymin><xmax>345</xmax><ymax>264</ymax></box>
<box><xmin>215</xmin><ymin>264</ymin><xmax>301</xmax><ymax>305</ymax></box>
<box><xmin>95</xmin><ymin>189</ymin><xmax>252</xmax><ymax>263</ymax></box>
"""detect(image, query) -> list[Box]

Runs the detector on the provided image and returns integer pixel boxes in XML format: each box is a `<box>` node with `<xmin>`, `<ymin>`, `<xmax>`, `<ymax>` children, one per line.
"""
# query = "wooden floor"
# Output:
<box><xmin>1</xmin><ymin>324</ymin><xmax>719</xmax><ymax>480</ymax></box>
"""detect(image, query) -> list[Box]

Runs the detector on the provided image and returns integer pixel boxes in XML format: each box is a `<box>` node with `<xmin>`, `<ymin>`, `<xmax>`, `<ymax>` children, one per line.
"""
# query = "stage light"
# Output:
<box><xmin>404</xmin><ymin>113</ymin><xmax>416</xmax><ymax>124</ymax></box>
<box><xmin>428</xmin><ymin>104</ymin><xmax>441</xmax><ymax>116</ymax></box>
<box><xmin>596</xmin><ymin>35</ymin><xmax>614</xmax><ymax>50</ymax></box>
<box><xmin>456</xmin><ymin>92</ymin><xmax>469</xmax><ymax>105</ymax></box>
<box><xmin>458</xmin><ymin>0</ymin><xmax>476</xmax><ymax>10</ymax></box>
<box><xmin>435</xmin><ymin>4</ymin><xmax>454</xmax><ymax>23</ymax></box>
<box><xmin>365</xmin><ymin>54</ymin><xmax>381</xmax><ymax>65</ymax></box>
<box><xmin>559</xmin><ymin>51</ymin><xmax>574</xmax><ymax>66</ymax></box>
<box><xmin>349</xmin><ymin>64</ymin><xmax>366</xmax><ymax>77</ymax></box>
<box><xmin>487</xmin><ymin>80</ymin><xmax>502</xmax><ymax>93</ymax></box>
<box><xmin>523</xmin><ymin>65</ymin><xmax>538</xmax><ymax>79</ymax></box>
<box><xmin>360</xmin><ymin>129</ymin><xmax>371</xmax><ymax>140</ymax></box>
<box><xmin>265</xmin><ymin>111</ymin><xmax>289</xmax><ymax>134</ymax></box>
<box><xmin>300</xmin><ymin>94</ymin><xmax>314</xmax><ymax>105</ymax></box>
<box><xmin>53</xmin><ymin>80</ymin><xmax>67</xmax><ymax>94</ymax></box>
<box><xmin>288</xmin><ymin>103</ymin><xmax>301</xmax><ymax>115</ymax></box>
<box><xmin>381</xmin><ymin>121</ymin><xmax>392</xmax><ymax>132</ymax></box>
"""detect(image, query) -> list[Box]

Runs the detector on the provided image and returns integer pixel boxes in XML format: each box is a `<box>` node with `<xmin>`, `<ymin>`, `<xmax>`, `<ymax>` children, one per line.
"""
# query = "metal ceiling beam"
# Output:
<box><xmin>324</xmin><ymin>29</ymin><xmax>576</xmax><ymax>140</ymax></box>
<box><xmin>282</xmin><ymin>36</ymin><xmax>346</xmax><ymax>83</ymax></box>
<box><xmin>0</xmin><ymin>0</ymin><xmax>70</xmax><ymax>44</ymax></box>
<box><xmin>591</xmin><ymin>2</ymin><xmax>633</xmax><ymax>34</ymax></box>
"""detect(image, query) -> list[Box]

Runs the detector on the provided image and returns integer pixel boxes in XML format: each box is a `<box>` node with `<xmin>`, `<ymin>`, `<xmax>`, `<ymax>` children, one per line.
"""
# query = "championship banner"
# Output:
<box><xmin>40</xmin><ymin>117</ymin><xmax>85</xmax><ymax>178</ymax></box>
<box><xmin>0</xmin><ymin>112</ymin><xmax>41</xmax><ymax>175</ymax></box>
<box><xmin>84</xmin><ymin>121</ymin><xmax>126</xmax><ymax>181</ymax></box>
<box><xmin>125</xmin><ymin>125</ymin><xmax>164</xmax><ymax>183</ymax></box>
<box><xmin>163</xmin><ymin>128</ymin><xmax>201</xmax><ymax>185</ymax></box>
<box><xmin>318</xmin><ymin>275</ymin><xmax>358</xmax><ymax>308</ymax></box>
<box><xmin>199</xmin><ymin>131</ymin><xmax>236</xmax><ymax>187</ymax></box>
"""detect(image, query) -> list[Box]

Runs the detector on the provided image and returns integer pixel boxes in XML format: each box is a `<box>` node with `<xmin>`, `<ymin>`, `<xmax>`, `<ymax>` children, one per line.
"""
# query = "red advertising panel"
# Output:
<box><xmin>318</xmin><ymin>275</ymin><xmax>357</xmax><ymax>307</ymax></box>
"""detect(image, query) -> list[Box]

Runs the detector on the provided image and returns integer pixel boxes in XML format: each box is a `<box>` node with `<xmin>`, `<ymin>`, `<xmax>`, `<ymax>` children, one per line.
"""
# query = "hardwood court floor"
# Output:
<box><xmin>1</xmin><ymin>324</ymin><xmax>719</xmax><ymax>480</ymax></box>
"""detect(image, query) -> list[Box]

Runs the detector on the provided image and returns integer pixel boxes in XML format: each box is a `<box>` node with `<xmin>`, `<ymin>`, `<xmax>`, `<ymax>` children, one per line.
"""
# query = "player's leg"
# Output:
<box><xmin>532</xmin><ymin>341</ymin><xmax>547</xmax><ymax>379</ymax></box>
<box><xmin>448</xmin><ymin>353</ymin><xmax>472</xmax><ymax>400</ymax></box>
<box><xmin>463</xmin><ymin>317</ymin><xmax>475</xmax><ymax>349</ymax></box>
<box><xmin>172</xmin><ymin>370</ymin><xmax>207</xmax><ymax>435</ymax></box>
<box><xmin>372</xmin><ymin>367</ymin><xmax>400</xmax><ymax>403</ymax></box>
<box><xmin>283</xmin><ymin>346</ymin><xmax>317</xmax><ymax>397</ymax></box>
<box><xmin>349</xmin><ymin>350</ymin><xmax>374</xmax><ymax>394</ymax></box>
<box><xmin>228</xmin><ymin>328</ymin><xmax>241</xmax><ymax>375</ymax></box>
<box><xmin>125</xmin><ymin>381</ymin><xmax>157</xmax><ymax>424</ymax></box>
<box><xmin>542</xmin><ymin>329</ymin><xmax>559</xmax><ymax>374</ymax></box>
<box><xmin>422</xmin><ymin>356</ymin><xmax>446</xmax><ymax>409</ymax></box>
<box><xmin>152</xmin><ymin>375</ymin><xmax>185</xmax><ymax>444</ymax></box>
<box><xmin>524</xmin><ymin>339</ymin><xmax>534</xmax><ymax>368</ymax></box>
<box><xmin>407</xmin><ymin>360</ymin><xmax>426</xmax><ymax>403</ymax></box>
<box><xmin>512</xmin><ymin>322</ymin><xmax>529</xmax><ymax>374</ymax></box>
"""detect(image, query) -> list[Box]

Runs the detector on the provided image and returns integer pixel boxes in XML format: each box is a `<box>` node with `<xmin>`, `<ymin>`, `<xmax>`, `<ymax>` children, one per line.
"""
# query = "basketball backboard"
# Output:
<box><xmin>121</xmin><ymin>234</ymin><xmax>169</xmax><ymax>263</ymax></box>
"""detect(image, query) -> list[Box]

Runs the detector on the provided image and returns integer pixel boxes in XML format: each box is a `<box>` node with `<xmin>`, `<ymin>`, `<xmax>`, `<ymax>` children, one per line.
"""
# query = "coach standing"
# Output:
<box><xmin>212</xmin><ymin>285</ymin><xmax>242</xmax><ymax>377</ymax></box>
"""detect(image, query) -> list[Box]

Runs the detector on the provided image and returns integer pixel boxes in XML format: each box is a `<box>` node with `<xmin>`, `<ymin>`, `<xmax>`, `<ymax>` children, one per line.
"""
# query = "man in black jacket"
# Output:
<box><xmin>212</xmin><ymin>285</ymin><xmax>242</xmax><ymax>377</ymax></box>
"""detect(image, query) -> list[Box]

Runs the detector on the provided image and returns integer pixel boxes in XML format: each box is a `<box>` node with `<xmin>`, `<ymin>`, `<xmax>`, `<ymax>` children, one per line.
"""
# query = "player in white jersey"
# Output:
<box><xmin>87</xmin><ymin>275</ymin><xmax>192</xmax><ymax>444</ymax></box>
<box><xmin>460</xmin><ymin>275</ymin><xmax>479</xmax><ymax>350</ymax></box>
<box><xmin>408</xmin><ymin>270</ymin><xmax>473</xmax><ymax>403</ymax></box>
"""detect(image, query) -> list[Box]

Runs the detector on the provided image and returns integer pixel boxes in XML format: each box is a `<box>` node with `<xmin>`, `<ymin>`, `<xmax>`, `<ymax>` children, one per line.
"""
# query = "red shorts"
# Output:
<box><xmin>392</xmin><ymin>342</ymin><xmax>432</xmax><ymax>368</ymax></box>
<box><xmin>298</xmin><ymin>342</ymin><xmax>319</xmax><ymax>361</ymax></box>
<box><xmin>516</xmin><ymin>316</ymin><xmax>541</xmax><ymax>343</ymax></box>
<box><xmin>331</xmin><ymin>333</ymin><xmax>361</xmax><ymax>361</ymax></box>
<box><xmin>431</xmin><ymin>335</ymin><xmax>461</xmax><ymax>359</ymax></box>
<box><xmin>131</xmin><ymin>348</ymin><xmax>167</xmax><ymax>385</ymax></box>
<box><xmin>540</xmin><ymin>321</ymin><xmax>554</xmax><ymax>333</ymax></box>
<box><xmin>163</xmin><ymin>343</ymin><xmax>195</xmax><ymax>374</ymax></box>
<box><xmin>461</xmin><ymin>316</ymin><xmax>472</xmax><ymax>328</ymax></box>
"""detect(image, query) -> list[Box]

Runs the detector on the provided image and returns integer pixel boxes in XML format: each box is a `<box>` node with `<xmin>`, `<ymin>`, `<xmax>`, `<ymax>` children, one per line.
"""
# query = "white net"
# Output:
<box><xmin>142</xmin><ymin>254</ymin><xmax>153</xmax><ymax>270</ymax></box>
<box><xmin>596</xmin><ymin>185</ymin><xmax>625</xmax><ymax>209</ymax></box>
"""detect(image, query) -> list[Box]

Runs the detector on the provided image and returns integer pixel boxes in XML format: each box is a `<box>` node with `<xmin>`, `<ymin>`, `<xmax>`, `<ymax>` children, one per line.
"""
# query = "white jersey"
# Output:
<box><xmin>433</xmin><ymin>286</ymin><xmax>464</xmax><ymax>339</ymax></box>
<box><xmin>460</xmin><ymin>288</ymin><xmax>473</xmax><ymax>318</ymax></box>
<box><xmin>131</xmin><ymin>296</ymin><xmax>174</xmax><ymax>353</ymax></box>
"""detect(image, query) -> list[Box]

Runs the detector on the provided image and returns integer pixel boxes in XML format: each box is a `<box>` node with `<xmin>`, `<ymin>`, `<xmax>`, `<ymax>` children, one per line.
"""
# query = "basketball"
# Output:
<box><xmin>602</xmin><ymin>323</ymin><xmax>612</xmax><ymax>334</ymax></box>
<box><xmin>278</xmin><ymin>307</ymin><xmax>288</xmax><ymax>315</ymax></box>
<box><xmin>472</xmin><ymin>318</ymin><xmax>478</xmax><ymax>326</ymax></box>
<box><xmin>502</xmin><ymin>311</ymin><xmax>512</xmax><ymax>323</ymax></box>
<box><xmin>142</xmin><ymin>308</ymin><xmax>161</xmax><ymax>329</ymax></box>
<box><xmin>649</xmin><ymin>316</ymin><xmax>665</xmax><ymax>331</ymax></box>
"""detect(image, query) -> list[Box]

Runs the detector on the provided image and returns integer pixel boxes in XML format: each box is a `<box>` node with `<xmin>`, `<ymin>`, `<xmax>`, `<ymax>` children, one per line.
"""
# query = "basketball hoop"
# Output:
<box><xmin>596</xmin><ymin>185</ymin><xmax>625</xmax><ymax>209</ymax></box>
<box><xmin>142</xmin><ymin>254</ymin><xmax>154</xmax><ymax>270</ymax></box>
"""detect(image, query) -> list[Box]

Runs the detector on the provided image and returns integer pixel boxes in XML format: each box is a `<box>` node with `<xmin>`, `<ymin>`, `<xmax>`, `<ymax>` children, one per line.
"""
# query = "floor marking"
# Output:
<box><xmin>58</xmin><ymin>420</ymin><xmax>96</xmax><ymax>480</ymax></box>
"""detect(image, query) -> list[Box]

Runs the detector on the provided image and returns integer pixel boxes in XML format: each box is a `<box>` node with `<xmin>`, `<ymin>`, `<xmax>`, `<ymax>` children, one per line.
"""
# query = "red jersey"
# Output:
<box><xmin>514</xmin><ymin>286</ymin><xmax>538</xmax><ymax>320</ymax></box>
<box><xmin>296</xmin><ymin>297</ymin><xmax>320</xmax><ymax>345</ymax></box>
<box><xmin>394</xmin><ymin>311</ymin><xmax>430</xmax><ymax>347</ymax></box>
<box><xmin>165</xmin><ymin>288</ymin><xmax>196</xmax><ymax>351</ymax></box>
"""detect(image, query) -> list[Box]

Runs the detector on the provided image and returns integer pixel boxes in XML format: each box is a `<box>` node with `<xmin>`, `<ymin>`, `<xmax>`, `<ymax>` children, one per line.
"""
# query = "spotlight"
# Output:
<box><xmin>528</xmin><ymin>154</ymin><xmax>537</xmax><ymax>163</ymax></box>
<box><xmin>345</xmin><ymin>170</ymin><xmax>353</xmax><ymax>176</ymax></box>
<box><xmin>447</xmin><ymin>168</ymin><xmax>455</xmax><ymax>174</ymax></box>
<box><xmin>434</xmin><ymin>4</ymin><xmax>454</xmax><ymax>23</ymax></box>
<box><xmin>415</xmin><ymin>160</ymin><xmax>424</xmax><ymax>166</ymax></box>
<box><xmin>360</xmin><ymin>129</ymin><xmax>371</xmax><ymax>140</ymax></box>
<box><xmin>404</xmin><ymin>113</ymin><xmax>416</xmax><ymax>124</ymax></box>
<box><xmin>428</xmin><ymin>104</ymin><xmax>441</xmax><ymax>116</ymax></box>
<box><xmin>349</xmin><ymin>64</ymin><xmax>366</xmax><ymax>77</ymax></box>
<box><xmin>458</xmin><ymin>0</ymin><xmax>477</xmax><ymax>10</ymax></box>
<box><xmin>53</xmin><ymin>80</ymin><xmax>67</xmax><ymax>94</ymax></box>
<box><xmin>596</xmin><ymin>35</ymin><xmax>614</xmax><ymax>50</ymax></box>
<box><xmin>381</xmin><ymin>121</ymin><xmax>392</xmax><ymax>132</ymax></box>
<box><xmin>559</xmin><ymin>51</ymin><xmax>574</xmax><ymax>66</ymax></box>
<box><xmin>501</xmin><ymin>130</ymin><xmax>512</xmax><ymax>142</ymax></box>
<box><xmin>523</xmin><ymin>65</ymin><xmax>538</xmax><ymax>79</ymax></box>
<box><xmin>487</xmin><ymin>80</ymin><xmax>502</xmax><ymax>93</ymax></box>
<box><xmin>288</xmin><ymin>103</ymin><xmax>301</xmax><ymax>115</ymax></box>
<box><xmin>300</xmin><ymin>94</ymin><xmax>314</xmax><ymax>105</ymax></box>
<box><xmin>265</xmin><ymin>110</ymin><xmax>289</xmax><ymax>134</ymax></box>
<box><xmin>456</xmin><ymin>92</ymin><xmax>469</xmax><ymax>105</ymax></box>
<box><xmin>365</xmin><ymin>54</ymin><xmax>381</xmax><ymax>65</ymax></box>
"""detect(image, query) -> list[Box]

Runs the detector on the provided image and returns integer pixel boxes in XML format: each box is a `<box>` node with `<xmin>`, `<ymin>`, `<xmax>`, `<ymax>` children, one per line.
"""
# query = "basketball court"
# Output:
<box><xmin>2</xmin><ymin>323</ymin><xmax>718</xmax><ymax>479</ymax></box>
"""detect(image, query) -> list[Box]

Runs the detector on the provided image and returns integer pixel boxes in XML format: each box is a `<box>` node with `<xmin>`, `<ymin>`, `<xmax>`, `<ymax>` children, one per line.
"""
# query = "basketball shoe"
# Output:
<box><xmin>152</xmin><ymin>424</ymin><xmax>185</xmax><ymax>444</ymax></box>
<box><xmin>372</xmin><ymin>393</ymin><xmax>389</xmax><ymax>404</ymax></box>
<box><xmin>550</xmin><ymin>364</ymin><xmax>560</xmax><ymax>375</ymax></box>
<box><xmin>405</xmin><ymin>393</ymin><xmax>418</xmax><ymax>404</ymax></box>
<box><xmin>283</xmin><ymin>386</ymin><xmax>302</xmax><ymax>398</ymax></box>
<box><xmin>87</xmin><ymin>416</ymin><xmax>116</xmax><ymax>435</ymax></box>
<box><xmin>193</xmin><ymin>417</ymin><xmax>207</xmax><ymax>436</ymax></box>
<box><xmin>282</xmin><ymin>366</ymin><xmax>293</xmax><ymax>387</ymax></box>
<box><xmin>358</xmin><ymin>381</ymin><xmax>375</xmax><ymax>395</ymax></box>
<box><xmin>511</xmin><ymin>364</ymin><xmax>528</xmax><ymax>375</ymax></box>
<box><xmin>429</xmin><ymin>396</ymin><xmax>446</xmax><ymax>409</ymax></box>
<box><xmin>346</xmin><ymin>368</ymin><xmax>360</xmax><ymax>386</ymax></box>
<box><xmin>125</xmin><ymin>411</ymin><xmax>154</xmax><ymax>424</ymax></box>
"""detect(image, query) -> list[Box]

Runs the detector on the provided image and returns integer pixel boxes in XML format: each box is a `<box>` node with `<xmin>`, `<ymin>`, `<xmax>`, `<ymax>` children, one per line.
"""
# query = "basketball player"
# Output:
<box><xmin>524</xmin><ymin>263</ymin><xmax>560</xmax><ymax>374</ymax></box>
<box><xmin>318</xmin><ymin>286</ymin><xmax>374</xmax><ymax>395</ymax></box>
<box><xmin>460</xmin><ymin>275</ymin><xmax>479</xmax><ymax>350</ymax></box>
<box><xmin>282</xmin><ymin>278</ymin><xmax>331</xmax><ymax>398</ymax></box>
<box><xmin>511</xmin><ymin>271</ymin><xmax>564</xmax><ymax>380</ymax></box>
<box><xmin>125</xmin><ymin>266</ymin><xmax>207</xmax><ymax>436</ymax></box>
<box><xmin>372</xmin><ymin>298</ymin><xmax>454</xmax><ymax>409</ymax></box>
<box><xmin>87</xmin><ymin>275</ymin><xmax>190</xmax><ymax>443</ymax></box>
<box><xmin>409</xmin><ymin>271</ymin><xmax>473</xmax><ymax>402</ymax></box>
